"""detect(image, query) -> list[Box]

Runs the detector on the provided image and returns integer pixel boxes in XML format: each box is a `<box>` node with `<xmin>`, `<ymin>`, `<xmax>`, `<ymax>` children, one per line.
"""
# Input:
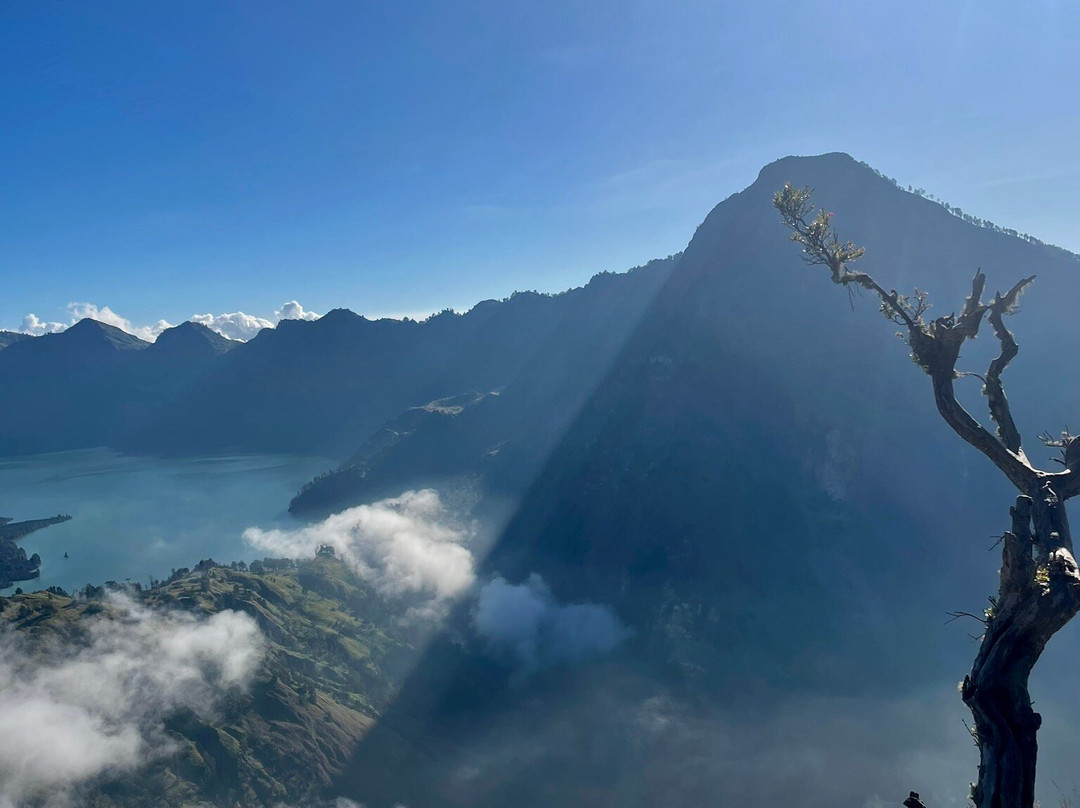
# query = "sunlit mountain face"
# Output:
<box><xmin>4</xmin><ymin>150</ymin><xmax>1080</xmax><ymax>808</ymax></box>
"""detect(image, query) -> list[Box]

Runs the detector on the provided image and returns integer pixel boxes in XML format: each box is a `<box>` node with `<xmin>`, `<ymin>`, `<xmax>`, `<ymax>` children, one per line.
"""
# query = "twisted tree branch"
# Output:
<box><xmin>984</xmin><ymin>277</ymin><xmax>1035</xmax><ymax>460</ymax></box>
<box><xmin>773</xmin><ymin>185</ymin><xmax>1036</xmax><ymax>492</ymax></box>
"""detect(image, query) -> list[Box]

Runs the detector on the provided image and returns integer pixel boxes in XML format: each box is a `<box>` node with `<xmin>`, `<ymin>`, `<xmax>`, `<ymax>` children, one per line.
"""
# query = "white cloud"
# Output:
<box><xmin>20</xmin><ymin>313</ymin><xmax>67</xmax><ymax>335</ymax></box>
<box><xmin>190</xmin><ymin>300</ymin><xmax>322</xmax><ymax>341</ymax></box>
<box><xmin>0</xmin><ymin>597</ymin><xmax>264</xmax><ymax>808</ymax></box>
<box><xmin>190</xmin><ymin>310</ymin><xmax>275</xmax><ymax>341</ymax></box>
<box><xmin>16</xmin><ymin>300</ymin><xmax>322</xmax><ymax>343</ymax></box>
<box><xmin>472</xmin><ymin>574</ymin><xmax>632</xmax><ymax>674</ymax></box>
<box><xmin>275</xmin><ymin>300</ymin><xmax>320</xmax><ymax>322</ymax></box>
<box><xmin>68</xmin><ymin>303</ymin><xmax>173</xmax><ymax>342</ymax></box>
<box><xmin>18</xmin><ymin>303</ymin><xmax>172</xmax><ymax>342</ymax></box>
<box><xmin>244</xmin><ymin>490</ymin><xmax>475</xmax><ymax>622</ymax></box>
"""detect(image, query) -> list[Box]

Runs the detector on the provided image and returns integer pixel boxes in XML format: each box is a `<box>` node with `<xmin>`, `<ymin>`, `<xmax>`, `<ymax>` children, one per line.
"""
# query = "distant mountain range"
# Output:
<box><xmin>0</xmin><ymin>259</ymin><xmax>676</xmax><ymax>457</ymax></box>
<box><xmin>0</xmin><ymin>319</ymin><xmax>234</xmax><ymax>455</ymax></box>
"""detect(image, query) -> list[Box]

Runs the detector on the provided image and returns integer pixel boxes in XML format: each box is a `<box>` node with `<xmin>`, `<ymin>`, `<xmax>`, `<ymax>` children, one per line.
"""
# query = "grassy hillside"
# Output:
<box><xmin>0</xmin><ymin>556</ymin><xmax>412</xmax><ymax>807</ymax></box>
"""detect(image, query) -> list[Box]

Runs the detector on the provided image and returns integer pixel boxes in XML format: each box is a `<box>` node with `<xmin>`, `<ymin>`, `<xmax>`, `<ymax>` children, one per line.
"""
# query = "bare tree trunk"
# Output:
<box><xmin>962</xmin><ymin>489</ymin><xmax>1080</xmax><ymax>808</ymax></box>
<box><xmin>773</xmin><ymin>185</ymin><xmax>1080</xmax><ymax>808</ymax></box>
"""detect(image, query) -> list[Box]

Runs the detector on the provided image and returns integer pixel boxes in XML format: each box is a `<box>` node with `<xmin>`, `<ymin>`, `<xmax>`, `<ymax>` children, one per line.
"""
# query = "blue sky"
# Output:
<box><xmin>3</xmin><ymin>1</ymin><xmax>1079</xmax><ymax>333</ymax></box>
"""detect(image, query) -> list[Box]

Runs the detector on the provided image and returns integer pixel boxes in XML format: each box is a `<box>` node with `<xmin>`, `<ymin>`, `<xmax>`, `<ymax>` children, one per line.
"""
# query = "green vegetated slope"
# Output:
<box><xmin>0</xmin><ymin>556</ymin><xmax>410</xmax><ymax>807</ymax></box>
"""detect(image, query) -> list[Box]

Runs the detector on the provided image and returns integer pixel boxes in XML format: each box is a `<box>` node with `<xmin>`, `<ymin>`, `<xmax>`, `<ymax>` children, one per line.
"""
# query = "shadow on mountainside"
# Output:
<box><xmin>328</xmin><ymin>154</ymin><xmax>1080</xmax><ymax>808</ymax></box>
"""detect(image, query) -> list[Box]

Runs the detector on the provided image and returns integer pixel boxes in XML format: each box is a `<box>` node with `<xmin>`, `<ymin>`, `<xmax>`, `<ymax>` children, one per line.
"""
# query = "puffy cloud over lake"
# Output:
<box><xmin>244</xmin><ymin>489</ymin><xmax>476</xmax><ymax>622</ymax></box>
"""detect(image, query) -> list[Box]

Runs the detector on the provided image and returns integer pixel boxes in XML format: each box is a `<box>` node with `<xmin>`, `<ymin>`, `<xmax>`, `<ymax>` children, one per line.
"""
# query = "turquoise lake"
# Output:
<box><xmin>0</xmin><ymin>450</ymin><xmax>334</xmax><ymax>593</ymax></box>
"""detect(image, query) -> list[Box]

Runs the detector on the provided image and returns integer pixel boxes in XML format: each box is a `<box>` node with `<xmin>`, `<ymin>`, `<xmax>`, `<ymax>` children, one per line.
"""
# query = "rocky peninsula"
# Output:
<box><xmin>0</xmin><ymin>514</ymin><xmax>71</xmax><ymax>588</ymax></box>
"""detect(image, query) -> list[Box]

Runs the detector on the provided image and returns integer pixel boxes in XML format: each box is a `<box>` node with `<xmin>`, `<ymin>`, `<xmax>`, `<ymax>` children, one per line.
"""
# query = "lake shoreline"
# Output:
<box><xmin>0</xmin><ymin>514</ymin><xmax>71</xmax><ymax>588</ymax></box>
<box><xmin>0</xmin><ymin>449</ymin><xmax>333</xmax><ymax>594</ymax></box>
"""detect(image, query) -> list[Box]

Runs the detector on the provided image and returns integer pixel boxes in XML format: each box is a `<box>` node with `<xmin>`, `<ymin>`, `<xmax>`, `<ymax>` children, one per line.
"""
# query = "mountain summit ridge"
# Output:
<box><xmin>0</xmin><ymin>257</ymin><xmax>678</xmax><ymax>456</ymax></box>
<box><xmin>150</xmin><ymin>321</ymin><xmax>238</xmax><ymax>357</ymax></box>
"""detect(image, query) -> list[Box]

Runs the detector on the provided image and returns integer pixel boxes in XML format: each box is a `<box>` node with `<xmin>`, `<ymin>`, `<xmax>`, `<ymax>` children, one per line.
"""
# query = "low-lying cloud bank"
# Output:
<box><xmin>244</xmin><ymin>491</ymin><xmax>631</xmax><ymax>673</ymax></box>
<box><xmin>473</xmin><ymin>574</ymin><xmax>632</xmax><ymax>674</ymax></box>
<box><xmin>244</xmin><ymin>489</ymin><xmax>476</xmax><ymax>622</ymax></box>
<box><xmin>0</xmin><ymin>598</ymin><xmax>264</xmax><ymax>808</ymax></box>
<box><xmin>16</xmin><ymin>300</ymin><xmax>320</xmax><ymax>343</ymax></box>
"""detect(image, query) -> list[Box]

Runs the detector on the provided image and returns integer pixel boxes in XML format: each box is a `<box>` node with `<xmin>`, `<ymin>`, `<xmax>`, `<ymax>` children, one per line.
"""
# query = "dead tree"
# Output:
<box><xmin>774</xmin><ymin>184</ymin><xmax>1080</xmax><ymax>808</ymax></box>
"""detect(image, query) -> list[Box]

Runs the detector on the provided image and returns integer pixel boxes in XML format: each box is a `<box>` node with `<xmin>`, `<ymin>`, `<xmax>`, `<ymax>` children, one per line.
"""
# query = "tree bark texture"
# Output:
<box><xmin>963</xmin><ymin>487</ymin><xmax>1080</xmax><ymax>808</ymax></box>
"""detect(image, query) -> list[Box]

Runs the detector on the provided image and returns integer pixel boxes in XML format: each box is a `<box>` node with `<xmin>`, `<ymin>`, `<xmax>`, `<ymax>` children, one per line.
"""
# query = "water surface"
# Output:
<box><xmin>0</xmin><ymin>449</ymin><xmax>332</xmax><ymax>593</ymax></box>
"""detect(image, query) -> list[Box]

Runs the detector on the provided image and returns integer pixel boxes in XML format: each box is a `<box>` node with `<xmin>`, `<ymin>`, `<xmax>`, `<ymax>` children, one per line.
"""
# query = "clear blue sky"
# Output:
<box><xmin>3</xmin><ymin>1</ymin><xmax>1079</xmax><ymax>332</ymax></box>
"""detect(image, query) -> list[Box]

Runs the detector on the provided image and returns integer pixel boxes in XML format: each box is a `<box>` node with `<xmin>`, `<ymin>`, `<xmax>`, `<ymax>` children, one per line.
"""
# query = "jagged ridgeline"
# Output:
<box><xmin>0</xmin><ymin>258</ymin><xmax>677</xmax><ymax>457</ymax></box>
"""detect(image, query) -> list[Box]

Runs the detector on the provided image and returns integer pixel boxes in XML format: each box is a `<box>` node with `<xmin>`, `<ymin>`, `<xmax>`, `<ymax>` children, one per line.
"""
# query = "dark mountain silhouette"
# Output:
<box><xmin>479</xmin><ymin>151</ymin><xmax>1080</xmax><ymax>665</ymax></box>
<box><xmin>0</xmin><ymin>260</ymin><xmax>675</xmax><ymax>458</ymax></box>
<box><xmin>128</xmin><ymin>262</ymin><xmax>676</xmax><ymax>457</ymax></box>
<box><xmin>289</xmin><ymin>262</ymin><xmax>678</xmax><ymax>516</ymax></box>
<box><xmin>1</xmin><ymin>317</ymin><xmax>149</xmax><ymax>364</ymax></box>
<box><xmin>149</xmin><ymin>320</ymin><xmax>239</xmax><ymax>357</ymax></box>
<box><xmin>0</xmin><ymin>320</ymin><xmax>153</xmax><ymax>454</ymax></box>
<box><xmin>321</xmin><ymin>154</ymin><xmax>1080</xmax><ymax>807</ymax></box>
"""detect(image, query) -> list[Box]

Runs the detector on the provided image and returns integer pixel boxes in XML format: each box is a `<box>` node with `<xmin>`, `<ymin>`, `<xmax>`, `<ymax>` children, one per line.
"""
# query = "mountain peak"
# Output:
<box><xmin>152</xmin><ymin>321</ymin><xmax>237</xmax><ymax>356</ymax></box>
<box><xmin>57</xmin><ymin>318</ymin><xmax>150</xmax><ymax>352</ymax></box>
<box><xmin>751</xmin><ymin>152</ymin><xmax>884</xmax><ymax>196</ymax></box>
<box><xmin>268</xmin><ymin>308</ymin><xmax>360</xmax><ymax>337</ymax></box>
<box><xmin>319</xmin><ymin>308</ymin><xmax>364</xmax><ymax>324</ymax></box>
<box><xmin>760</xmin><ymin>150</ymin><xmax>858</xmax><ymax>172</ymax></box>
